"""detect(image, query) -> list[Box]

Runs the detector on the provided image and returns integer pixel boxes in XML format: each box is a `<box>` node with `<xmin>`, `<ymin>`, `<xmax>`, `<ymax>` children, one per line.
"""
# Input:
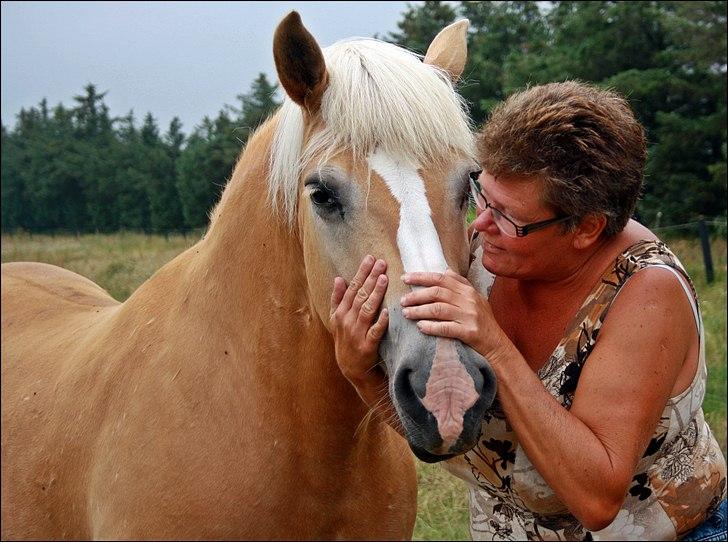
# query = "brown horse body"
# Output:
<box><xmin>2</xmin><ymin>119</ymin><xmax>415</xmax><ymax>539</ymax></box>
<box><xmin>2</xmin><ymin>13</ymin><xmax>496</xmax><ymax>539</ymax></box>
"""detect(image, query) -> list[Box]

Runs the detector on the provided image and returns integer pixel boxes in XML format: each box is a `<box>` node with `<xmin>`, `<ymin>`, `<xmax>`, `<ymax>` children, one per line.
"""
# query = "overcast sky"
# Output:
<box><xmin>1</xmin><ymin>1</ymin><xmax>413</xmax><ymax>133</ymax></box>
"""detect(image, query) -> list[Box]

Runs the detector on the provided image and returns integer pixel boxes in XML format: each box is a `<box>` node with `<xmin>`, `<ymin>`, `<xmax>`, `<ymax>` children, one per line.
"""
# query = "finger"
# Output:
<box><xmin>416</xmin><ymin>319</ymin><xmax>461</xmax><ymax>340</ymax></box>
<box><xmin>330</xmin><ymin>277</ymin><xmax>347</xmax><ymax>317</ymax></box>
<box><xmin>366</xmin><ymin>307</ymin><xmax>389</xmax><ymax>344</ymax></box>
<box><xmin>400</xmin><ymin>285</ymin><xmax>453</xmax><ymax>308</ymax></box>
<box><xmin>402</xmin><ymin>271</ymin><xmax>456</xmax><ymax>288</ymax></box>
<box><xmin>357</xmin><ymin>272</ymin><xmax>389</xmax><ymax>326</ymax></box>
<box><xmin>341</xmin><ymin>255</ymin><xmax>375</xmax><ymax>311</ymax></box>
<box><xmin>402</xmin><ymin>271</ymin><xmax>440</xmax><ymax>285</ymax></box>
<box><xmin>402</xmin><ymin>302</ymin><xmax>457</xmax><ymax>321</ymax></box>
<box><xmin>352</xmin><ymin>259</ymin><xmax>387</xmax><ymax>312</ymax></box>
<box><xmin>444</xmin><ymin>268</ymin><xmax>471</xmax><ymax>286</ymax></box>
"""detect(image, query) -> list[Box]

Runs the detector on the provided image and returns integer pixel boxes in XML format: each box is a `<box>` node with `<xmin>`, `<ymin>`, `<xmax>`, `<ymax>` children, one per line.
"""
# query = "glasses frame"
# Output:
<box><xmin>469</xmin><ymin>177</ymin><xmax>572</xmax><ymax>238</ymax></box>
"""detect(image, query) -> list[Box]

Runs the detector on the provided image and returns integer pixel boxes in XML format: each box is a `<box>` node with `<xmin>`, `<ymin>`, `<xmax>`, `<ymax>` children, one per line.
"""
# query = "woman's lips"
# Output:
<box><xmin>482</xmin><ymin>238</ymin><xmax>503</xmax><ymax>253</ymax></box>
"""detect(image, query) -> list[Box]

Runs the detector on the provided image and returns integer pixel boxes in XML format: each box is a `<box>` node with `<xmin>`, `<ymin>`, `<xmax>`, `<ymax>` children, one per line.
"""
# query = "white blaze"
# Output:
<box><xmin>367</xmin><ymin>150</ymin><xmax>448</xmax><ymax>273</ymax></box>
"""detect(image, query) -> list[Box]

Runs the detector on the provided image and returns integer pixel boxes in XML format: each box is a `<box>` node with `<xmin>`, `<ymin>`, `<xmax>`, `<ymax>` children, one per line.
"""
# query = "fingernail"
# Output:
<box><xmin>365</xmin><ymin>255</ymin><xmax>374</xmax><ymax>264</ymax></box>
<box><xmin>401</xmin><ymin>274</ymin><xmax>409</xmax><ymax>283</ymax></box>
<box><xmin>402</xmin><ymin>308</ymin><xmax>410</xmax><ymax>317</ymax></box>
<box><xmin>400</xmin><ymin>296</ymin><xmax>407</xmax><ymax>305</ymax></box>
<box><xmin>383</xmin><ymin>308</ymin><xmax>389</xmax><ymax>317</ymax></box>
<box><xmin>378</xmin><ymin>274</ymin><xmax>387</xmax><ymax>284</ymax></box>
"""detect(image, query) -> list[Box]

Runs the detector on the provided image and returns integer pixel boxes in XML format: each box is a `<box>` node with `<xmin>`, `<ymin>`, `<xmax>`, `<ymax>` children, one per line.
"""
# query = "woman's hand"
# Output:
<box><xmin>329</xmin><ymin>255</ymin><xmax>390</xmax><ymax>389</ymax></box>
<box><xmin>400</xmin><ymin>268</ymin><xmax>510</xmax><ymax>363</ymax></box>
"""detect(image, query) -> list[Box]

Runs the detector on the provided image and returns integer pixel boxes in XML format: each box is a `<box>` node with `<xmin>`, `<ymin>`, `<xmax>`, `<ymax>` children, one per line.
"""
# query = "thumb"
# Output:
<box><xmin>366</xmin><ymin>308</ymin><xmax>389</xmax><ymax>344</ymax></box>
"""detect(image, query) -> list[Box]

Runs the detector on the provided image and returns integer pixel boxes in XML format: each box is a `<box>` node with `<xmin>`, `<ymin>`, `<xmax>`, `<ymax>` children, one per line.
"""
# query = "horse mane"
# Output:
<box><xmin>268</xmin><ymin>38</ymin><xmax>476</xmax><ymax>224</ymax></box>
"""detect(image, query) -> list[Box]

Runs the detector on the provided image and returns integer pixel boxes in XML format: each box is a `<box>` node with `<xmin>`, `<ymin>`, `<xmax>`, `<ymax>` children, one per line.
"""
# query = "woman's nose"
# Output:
<box><xmin>473</xmin><ymin>205</ymin><xmax>499</xmax><ymax>235</ymax></box>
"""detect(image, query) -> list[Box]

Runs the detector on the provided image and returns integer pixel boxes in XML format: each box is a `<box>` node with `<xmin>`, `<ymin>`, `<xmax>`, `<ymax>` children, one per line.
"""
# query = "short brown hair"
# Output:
<box><xmin>478</xmin><ymin>81</ymin><xmax>647</xmax><ymax>237</ymax></box>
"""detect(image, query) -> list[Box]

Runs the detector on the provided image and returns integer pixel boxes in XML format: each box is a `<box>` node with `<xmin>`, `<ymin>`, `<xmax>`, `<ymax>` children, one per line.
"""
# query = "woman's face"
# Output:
<box><xmin>471</xmin><ymin>172</ymin><xmax>574</xmax><ymax>279</ymax></box>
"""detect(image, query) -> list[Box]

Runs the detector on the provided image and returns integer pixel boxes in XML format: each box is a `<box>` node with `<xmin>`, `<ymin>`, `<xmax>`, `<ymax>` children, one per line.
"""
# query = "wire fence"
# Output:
<box><xmin>653</xmin><ymin>218</ymin><xmax>726</xmax><ymax>284</ymax></box>
<box><xmin>653</xmin><ymin>219</ymin><xmax>727</xmax><ymax>233</ymax></box>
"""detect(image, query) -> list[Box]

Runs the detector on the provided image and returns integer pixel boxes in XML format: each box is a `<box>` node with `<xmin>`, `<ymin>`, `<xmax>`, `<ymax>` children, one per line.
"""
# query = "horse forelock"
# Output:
<box><xmin>268</xmin><ymin>38</ymin><xmax>476</xmax><ymax>225</ymax></box>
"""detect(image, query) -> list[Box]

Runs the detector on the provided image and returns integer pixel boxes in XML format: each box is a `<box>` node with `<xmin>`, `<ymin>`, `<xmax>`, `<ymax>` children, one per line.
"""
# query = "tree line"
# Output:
<box><xmin>1</xmin><ymin>73</ymin><xmax>279</xmax><ymax>233</ymax></box>
<box><xmin>2</xmin><ymin>1</ymin><xmax>725</xmax><ymax>234</ymax></box>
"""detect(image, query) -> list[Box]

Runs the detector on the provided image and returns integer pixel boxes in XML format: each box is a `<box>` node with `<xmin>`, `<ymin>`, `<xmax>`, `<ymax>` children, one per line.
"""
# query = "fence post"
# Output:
<box><xmin>698</xmin><ymin>218</ymin><xmax>714</xmax><ymax>284</ymax></box>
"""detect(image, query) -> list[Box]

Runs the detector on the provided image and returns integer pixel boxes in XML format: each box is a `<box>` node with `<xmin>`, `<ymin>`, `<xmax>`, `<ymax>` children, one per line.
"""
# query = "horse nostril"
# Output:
<box><xmin>394</xmin><ymin>367</ymin><xmax>419</xmax><ymax>404</ymax></box>
<box><xmin>393</xmin><ymin>366</ymin><xmax>434</xmax><ymax>432</ymax></box>
<box><xmin>478</xmin><ymin>362</ymin><xmax>498</xmax><ymax>407</ymax></box>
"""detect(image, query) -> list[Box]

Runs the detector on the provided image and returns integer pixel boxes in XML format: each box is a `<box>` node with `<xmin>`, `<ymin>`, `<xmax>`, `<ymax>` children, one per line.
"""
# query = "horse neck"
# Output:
<box><xmin>189</xmin><ymin>118</ymin><xmax>371</xmax><ymax>426</ymax></box>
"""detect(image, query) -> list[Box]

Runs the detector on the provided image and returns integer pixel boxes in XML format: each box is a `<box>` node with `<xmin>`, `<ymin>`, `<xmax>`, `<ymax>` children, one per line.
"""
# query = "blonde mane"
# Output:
<box><xmin>268</xmin><ymin>38</ymin><xmax>476</xmax><ymax>224</ymax></box>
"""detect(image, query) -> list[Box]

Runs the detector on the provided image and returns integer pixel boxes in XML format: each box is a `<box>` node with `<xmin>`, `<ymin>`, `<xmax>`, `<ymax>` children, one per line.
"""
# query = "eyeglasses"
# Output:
<box><xmin>469</xmin><ymin>177</ymin><xmax>572</xmax><ymax>238</ymax></box>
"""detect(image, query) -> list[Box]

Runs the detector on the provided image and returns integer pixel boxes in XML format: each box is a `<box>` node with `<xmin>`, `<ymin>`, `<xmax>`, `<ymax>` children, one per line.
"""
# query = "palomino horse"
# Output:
<box><xmin>1</xmin><ymin>12</ymin><xmax>496</xmax><ymax>539</ymax></box>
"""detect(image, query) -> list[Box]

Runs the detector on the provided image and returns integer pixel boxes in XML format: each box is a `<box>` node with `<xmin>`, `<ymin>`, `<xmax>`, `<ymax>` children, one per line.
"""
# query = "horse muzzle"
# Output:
<box><xmin>380</xmin><ymin>307</ymin><xmax>497</xmax><ymax>462</ymax></box>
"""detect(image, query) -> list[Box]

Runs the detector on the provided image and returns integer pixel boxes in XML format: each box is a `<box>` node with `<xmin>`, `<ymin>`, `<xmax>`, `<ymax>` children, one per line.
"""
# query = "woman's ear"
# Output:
<box><xmin>572</xmin><ymin>213</ymin><xmax>608</xmax><ymax>249</ymax></box>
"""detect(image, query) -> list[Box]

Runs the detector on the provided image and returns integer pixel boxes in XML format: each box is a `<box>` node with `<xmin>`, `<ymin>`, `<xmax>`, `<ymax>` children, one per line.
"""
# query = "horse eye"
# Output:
<box><xmin>311</xmin><ymin>189</ymin><xmax>335</xmax><ymax>207</ymax></box>
<box><xmin>459</xmin><ymin>185</ymin><xmax>471</xmax><ymax>210</ymax></box>
<box><xmin>460</xmin><ymin>169</ymin><xmax>481</xmax><ymax>210</ymax></box>
<box><xmin>308</xmin><ymin>184</ymin><xmax>344</xmax><ymax>221</ymax></box>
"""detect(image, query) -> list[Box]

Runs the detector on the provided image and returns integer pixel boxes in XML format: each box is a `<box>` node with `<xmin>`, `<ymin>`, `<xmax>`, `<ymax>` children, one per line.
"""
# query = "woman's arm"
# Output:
<box><xmin>401</xmin><ymin>268</ymin><xmax>695</xmax><ymax>530</ymax></box>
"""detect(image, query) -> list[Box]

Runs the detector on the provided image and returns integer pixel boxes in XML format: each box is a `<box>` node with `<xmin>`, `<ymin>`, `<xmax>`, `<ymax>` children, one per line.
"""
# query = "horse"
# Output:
<box><xmin>1</xmin><ymin>12</ymin><xmax>496</xmax><ymax>539</ymax></box>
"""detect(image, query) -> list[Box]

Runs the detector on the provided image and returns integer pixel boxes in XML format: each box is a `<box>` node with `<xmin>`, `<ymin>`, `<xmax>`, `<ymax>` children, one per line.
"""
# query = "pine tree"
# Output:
<box><xmin>232</xmin><ymin>73</ymin><xmax>281</xmax><ymax>141</ymax></box>
<box><xmin>73</xmin><ymin>85</ymin><xmax>117</xmax><ymax>232</ymax></box>
<box><xmin>1</xmin><ymin>123</ymin><xmax>25</xmax><ymax>231</ymax></box>
<box><xmin>385</xmin><ymin>1</ymin><xmax>457</xmax><ymax>55</ymax></box>
<box><xmin>145</xmin><ymin>116</ymin><xmax>185</xmax><ymax>234</ymax></box>
<box><xmin>176</xmin><ymin>111</ymin><xmax>239</xmax><ymax>229</ymax></box>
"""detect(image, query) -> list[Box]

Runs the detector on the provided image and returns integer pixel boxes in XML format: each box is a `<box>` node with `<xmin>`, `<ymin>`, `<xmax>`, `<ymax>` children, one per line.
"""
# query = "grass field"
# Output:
<box><xmin>2</xmin><ymin>231</ymin><xmax>726</xmax><ymax>540</ymax></box>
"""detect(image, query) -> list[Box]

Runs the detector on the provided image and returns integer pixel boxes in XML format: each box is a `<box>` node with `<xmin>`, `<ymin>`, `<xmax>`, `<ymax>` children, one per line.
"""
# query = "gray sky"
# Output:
<box><xmin>1</xmin><ymin>1</ymin><xmax>411</xmax><ymax>134</ymax></box>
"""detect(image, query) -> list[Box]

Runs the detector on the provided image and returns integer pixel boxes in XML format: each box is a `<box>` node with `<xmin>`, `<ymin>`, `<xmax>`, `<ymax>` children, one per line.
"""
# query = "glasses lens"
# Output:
<box><xmin>469</xmin><ymin>182</ymin><xmax>485</xmax><ymax>210</ymax></box>
<box><xmin>491</xmin><ymin>208</ymin><xmax>518</xmax><ymax>237</ymax></box>
<box><xmin>470</xmin><ymin>180</ymin><xmax>519</xmax><ymax>237</ymax></box>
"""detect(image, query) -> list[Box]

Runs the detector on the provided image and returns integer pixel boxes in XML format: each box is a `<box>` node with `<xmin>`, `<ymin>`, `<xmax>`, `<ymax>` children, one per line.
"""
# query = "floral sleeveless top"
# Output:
<box><xmin>446</xmin><ymin>239</ymin><xmax>727</xmax><ymax>540</ymax></box>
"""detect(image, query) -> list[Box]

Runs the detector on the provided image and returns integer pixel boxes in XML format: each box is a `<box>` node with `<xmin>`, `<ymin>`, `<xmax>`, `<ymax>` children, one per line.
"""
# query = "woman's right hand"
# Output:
<box><xmin>329</xmin><ymin>255</ymin><xmax>390</xmax><ymax>390</ymax></box>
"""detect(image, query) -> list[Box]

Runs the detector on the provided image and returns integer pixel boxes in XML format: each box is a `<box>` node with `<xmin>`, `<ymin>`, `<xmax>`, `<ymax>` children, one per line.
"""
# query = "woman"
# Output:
<box><xmin>330</xmin><ymin>81</ymin><xmax>726</xmax><ymax>540</ymax></box>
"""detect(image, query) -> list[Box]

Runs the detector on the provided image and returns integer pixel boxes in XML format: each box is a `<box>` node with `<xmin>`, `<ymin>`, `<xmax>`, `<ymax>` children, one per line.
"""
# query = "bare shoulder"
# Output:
<box><xmin>601</xmin><ymin>263</ymin><xmax>695</xmax><ymax>353</ymax></box>
<box><xmin>621</xmin><ymin>219</ymin><xmax>660</xmax><ymax>244</ymax></box>
<box><xmin>573</xmin><ymin>261</ymin><xmax>696</xmax><ymax>420</ymax></box>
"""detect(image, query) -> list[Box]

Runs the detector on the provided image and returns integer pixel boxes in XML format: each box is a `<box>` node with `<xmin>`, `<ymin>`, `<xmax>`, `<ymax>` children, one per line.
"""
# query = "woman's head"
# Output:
<box><xmin>478</xmin><ymin>81</ymin><xmax>647</xmax><ymax>238</ymax></box>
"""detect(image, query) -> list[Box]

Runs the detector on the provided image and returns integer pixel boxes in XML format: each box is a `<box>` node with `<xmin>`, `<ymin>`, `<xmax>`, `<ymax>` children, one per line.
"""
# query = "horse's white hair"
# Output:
<box><xmin>268</xmin><ymin>38</ymin><xmax>476</xmax><ymax>224</ymax></box>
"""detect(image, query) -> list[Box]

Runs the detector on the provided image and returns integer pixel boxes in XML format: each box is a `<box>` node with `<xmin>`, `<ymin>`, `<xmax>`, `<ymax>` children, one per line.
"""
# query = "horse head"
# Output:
<box><xmin>269</xmin><ymin>12</ymin><xmax>496</xmax><ymax>462</ymax></box>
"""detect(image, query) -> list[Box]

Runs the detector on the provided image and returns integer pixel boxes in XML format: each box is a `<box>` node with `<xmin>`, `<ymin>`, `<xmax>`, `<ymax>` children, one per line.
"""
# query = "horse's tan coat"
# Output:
<box><xmin>1</xmin><ymin>119</ymin><xmax>417</xmax><ymax>540</ymax></box>
<box><xmin>2</xmin><ymin>14</ymin><xmax>478</xmax><ymax>539</ymax></box>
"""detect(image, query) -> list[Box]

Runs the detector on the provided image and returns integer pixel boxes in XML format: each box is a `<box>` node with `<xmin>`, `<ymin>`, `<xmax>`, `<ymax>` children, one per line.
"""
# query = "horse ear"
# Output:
<box><xmin>423</xmin><ymin>19</ymin><xmax>469</xmax><ymax>82</ymax></box>
<box><xmin>273</xmin><ymin>11</ymin><xmax>329</xmax><ymax>114</ymax></box>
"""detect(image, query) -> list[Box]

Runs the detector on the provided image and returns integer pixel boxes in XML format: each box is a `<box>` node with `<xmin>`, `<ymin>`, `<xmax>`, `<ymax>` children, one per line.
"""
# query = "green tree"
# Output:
<box><xmin>385</xmin><ymin>1</ymin><xmax>457</xmax><ymax>55</ymax></box>
<box><xmin>450</xmin><ymin>0</ymin><xmax>727</xmax><ymax>225</ymax></box>
<box><xmin>113</xmin><ymin>112</ymin><xmax>152</xmax><ymax>231</ymax></box>
<box><xmin>176</xmin><ymin>112</ymin><xmax>239</xmax><ymax>229</ymax></box>
<box><xmin>1</xmin><ymin>123</ymin><xmax>25</xmax><ymax>231</ymax></box>
<box><xmin>177</xmin><ymin>74</ymin><xmax>281</xmax><ymax>230</ymax></box>
<box><xmin>72</xmin><ymin>84</ymin><xmax>117</xmax><ymax>232</ymax></box>
<box><xmin>230</xmin><ymin>73</ymin><xmax>281</xmax><ymax>141</ymax></box>
<box><xmin>461</xmin><ymin>1</ymin><xmax>548</xmax><ymax>122</ymax></box>
<box><xmin>145</xmin><ymin>116</ymin><xmax>185</xmax><ymax>234</ymax></box>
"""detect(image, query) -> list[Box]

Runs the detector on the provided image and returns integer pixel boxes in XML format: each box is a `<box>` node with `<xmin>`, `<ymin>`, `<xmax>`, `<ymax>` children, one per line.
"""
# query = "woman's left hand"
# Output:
<box><xmin>400</xmin><ymin>269</ymin><xmax>509</xmax><ymax>362</ymax></box>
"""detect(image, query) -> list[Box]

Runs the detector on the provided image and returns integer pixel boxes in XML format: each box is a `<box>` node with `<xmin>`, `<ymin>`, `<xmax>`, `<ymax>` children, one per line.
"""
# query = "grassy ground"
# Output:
<box><xmin>2</xmin><ymin>232</ymin><xmax>725</xmax><ymax>540</ymax></box>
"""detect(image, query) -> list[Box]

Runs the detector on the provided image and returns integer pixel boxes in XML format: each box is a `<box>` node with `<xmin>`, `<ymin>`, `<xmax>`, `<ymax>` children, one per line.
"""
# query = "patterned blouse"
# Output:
<box><xmin>446</xmin><ymin>239</ymin><xmax>727</xmax><ymax>540</ymax></box>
